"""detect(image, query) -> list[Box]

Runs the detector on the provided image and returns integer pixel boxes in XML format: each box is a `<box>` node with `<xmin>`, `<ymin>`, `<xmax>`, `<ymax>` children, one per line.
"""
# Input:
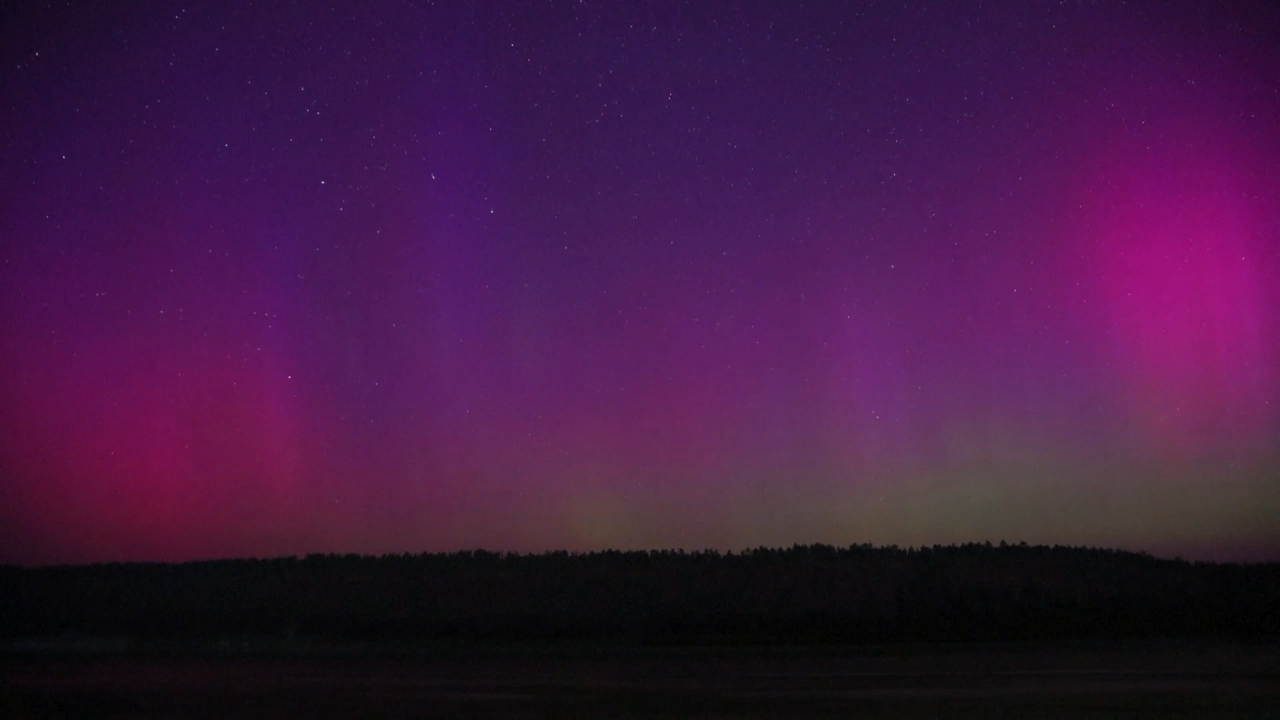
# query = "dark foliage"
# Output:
<box><xmin>2</xmin><ymin>543</ymin><xmax>1277</xmax><ymax>646</ymax></box>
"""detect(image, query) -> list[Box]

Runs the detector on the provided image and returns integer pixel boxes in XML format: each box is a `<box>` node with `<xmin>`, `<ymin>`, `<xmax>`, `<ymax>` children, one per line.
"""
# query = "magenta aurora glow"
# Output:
<box><xmin>2</xmin><ymin>1</ymin><xmax>1278</xmax><ymax>564</ymax></box>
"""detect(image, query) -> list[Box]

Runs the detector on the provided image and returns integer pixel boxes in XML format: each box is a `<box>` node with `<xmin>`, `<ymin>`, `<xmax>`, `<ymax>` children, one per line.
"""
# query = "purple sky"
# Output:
<box><xmin>2</xmin><ymin>1</ymin><xmax>1278</xmax><ymax>564</ymax></box>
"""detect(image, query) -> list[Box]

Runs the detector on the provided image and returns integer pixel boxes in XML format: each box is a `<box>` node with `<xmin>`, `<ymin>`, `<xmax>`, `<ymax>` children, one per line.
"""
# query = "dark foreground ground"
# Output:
<box><xmin>2</xmin><ymin>641</ymin><xmax>1278</xmax><ymax>718</ymax></box>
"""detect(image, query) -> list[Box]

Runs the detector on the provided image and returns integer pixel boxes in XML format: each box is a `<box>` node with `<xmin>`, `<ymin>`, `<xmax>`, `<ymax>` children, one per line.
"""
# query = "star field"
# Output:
<box><xmin>1</xmin><ymin>0</ymin><xmax>1277</xmax><ymax>563</ymax></box>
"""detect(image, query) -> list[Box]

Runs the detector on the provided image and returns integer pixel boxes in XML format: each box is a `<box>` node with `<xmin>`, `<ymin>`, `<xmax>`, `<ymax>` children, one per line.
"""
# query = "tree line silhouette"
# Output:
<box><xmin>3</xmin><ymin>543</ymin><xmax>1277</xmax><ymax>647</ymax></box>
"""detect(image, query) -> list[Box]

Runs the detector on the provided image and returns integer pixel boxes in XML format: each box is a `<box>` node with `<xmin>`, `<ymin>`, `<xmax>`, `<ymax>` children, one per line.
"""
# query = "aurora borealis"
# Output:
<box><xmin>2</xmin><ymin>1</ymin><xmax>1277</xmax><ymax>565</ymax></box>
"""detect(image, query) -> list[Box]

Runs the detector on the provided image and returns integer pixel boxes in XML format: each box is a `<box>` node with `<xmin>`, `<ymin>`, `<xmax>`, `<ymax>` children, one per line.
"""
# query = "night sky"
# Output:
<box><xmin>3</xmin><ymin>1</ymin><xmax>1278</xmax><ymax>565</ymax></box>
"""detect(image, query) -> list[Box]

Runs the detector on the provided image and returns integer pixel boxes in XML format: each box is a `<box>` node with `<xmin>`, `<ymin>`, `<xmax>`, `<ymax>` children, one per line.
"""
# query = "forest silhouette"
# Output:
<box><xmin>4</xmin><ymin>544</ymin><xmax>1277</xmax><ymax>648</ymax></box>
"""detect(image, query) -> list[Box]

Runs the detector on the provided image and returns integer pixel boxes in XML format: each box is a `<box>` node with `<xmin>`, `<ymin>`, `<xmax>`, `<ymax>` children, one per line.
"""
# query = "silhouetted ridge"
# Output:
<box><xmin>3</xmin><ymin>543</ymin><xmax>1277</xmax><ymax>647</ymax></box>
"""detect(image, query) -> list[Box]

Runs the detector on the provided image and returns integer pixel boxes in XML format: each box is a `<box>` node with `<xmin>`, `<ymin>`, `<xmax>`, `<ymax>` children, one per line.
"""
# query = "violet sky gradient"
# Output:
<box><xmin>2</xmin><ymin>1</ymin><xmax>1278</xmax><ymax>564</ymax></box>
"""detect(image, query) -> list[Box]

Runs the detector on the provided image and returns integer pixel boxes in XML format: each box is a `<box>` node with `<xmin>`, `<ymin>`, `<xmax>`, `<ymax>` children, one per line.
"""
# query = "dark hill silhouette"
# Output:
<box><xmin>3</xmin><ymin>543</ymin><xmax>1278</xmax><ymax>647</ymax></box>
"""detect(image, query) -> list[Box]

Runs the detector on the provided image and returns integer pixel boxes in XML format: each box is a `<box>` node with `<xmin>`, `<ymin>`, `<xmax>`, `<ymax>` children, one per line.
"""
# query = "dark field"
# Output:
<box><xmin>3</xmin><ymin>642</ymin><xmax>1278</xmax><ymax>718</ymax></box>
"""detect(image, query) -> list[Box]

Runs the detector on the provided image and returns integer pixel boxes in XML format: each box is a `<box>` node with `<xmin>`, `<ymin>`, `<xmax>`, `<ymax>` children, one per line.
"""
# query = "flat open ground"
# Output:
<box><xmin>2</xmin><ymin>641</ymin><xmax>1277</xmax><ymax>717</ymax></box>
